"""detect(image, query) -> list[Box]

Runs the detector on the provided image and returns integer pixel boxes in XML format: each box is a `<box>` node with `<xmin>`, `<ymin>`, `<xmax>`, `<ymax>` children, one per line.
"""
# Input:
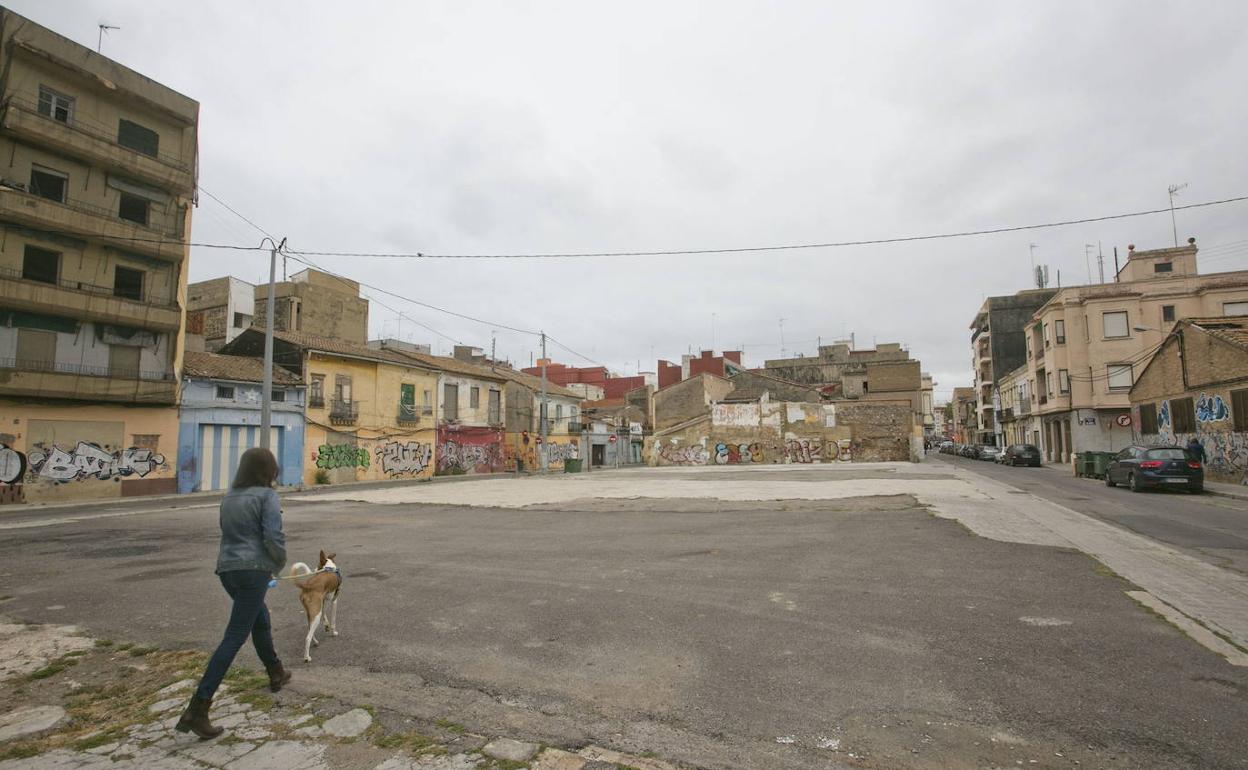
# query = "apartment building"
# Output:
<box><xmin>253</xmin><ymin>268</ymin><xmax>369</xmax><ymax>345</ymax></box>
<box><xmin>995</xmin><ymin>362</ymin><xmax>1038</xmax><ymax>448</ymax></box>
<box><xmin>1028</xmin><ymin>240</ymin><xmax>1248</xmax><ymax>463</ymax></box>
<box><xmin>186</xmin><ymin>276</ymin><xmax>253</xmax><ymax>351</ymax></box>
<box><xmin>968</xmin><ymin>289</ymin><xmax>1057</xmax><ymax>446</ymax></box>
<box><xmin>0</xmin><ymin>9</ymin><xmax>198</xmax><ymax>502</ymax></box>
<box><xmin>950</xmin><ymin>386</ymin><xmax>977</xmax><ymax>443</ymax></box>
<box><xmin>763</xmin><ymin>341</ymin><xmax>925</xmax><ymax>429</ymax></box>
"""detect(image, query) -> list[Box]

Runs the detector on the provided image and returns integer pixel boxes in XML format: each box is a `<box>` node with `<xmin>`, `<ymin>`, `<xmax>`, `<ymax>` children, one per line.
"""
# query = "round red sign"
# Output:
<box><xmin>608</xmin><ymin>435</ymin><xmax>618</xmax><ymax>443</ymax></box>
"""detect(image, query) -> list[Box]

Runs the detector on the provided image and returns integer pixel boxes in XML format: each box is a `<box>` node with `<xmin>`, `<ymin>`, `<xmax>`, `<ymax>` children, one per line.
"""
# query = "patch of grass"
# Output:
<box><xmin>372</xmin><ymin>729</ymin><xmax>447</xmax><ymax>755</ymax></box>
<box><xmin>637</xmin><ymin>750</ymin><xmax>659</xmax><ymax>758</ymax></box>
<box><xmin>94</xmin><ymin>639</ymin><xmax>114</xmax><ymax>648</ymax></box>
<box><xmin>436</xmin><ymin>718</ymin><xmax>466</xmax><ymax>734</ymax></box>
<box><xmin>0</xmin><ymin>743</ymin><xmax>40</xmax><ymax>761</ymax></box>
<box><xmin>114</xmin><ymin>642</ymin><xmax>134</xmax><ymax>651</ymax></box>
<box><xmin>71</xmin><ymin>727</ymin><xmax>124</xmax><ymax>751</ymax></box>
<box><xmin>314</xmin><ymin>469</ymin><xmax>331</xmax><ymax>485</ymax></box>
<box><xmin>127</xmin><ymin>646</ymin><xmax>159</xmax><ymax>657</ymax></box>
<box><xmin>63</xmin><ymin>650</ymin><xmax>89</xmax><ymax>658</ymax></box>
<box><xmin>27</xmin><ymin>657</ymin><xmax>78</xmax><ymax>680</ymax></box>
<box><xmin>224</xmin><ymin>667</ymin><xmax>269</xmax><ymax>691</ymax></box>
<box><xmin>0</xmin><ymin>594</ymin><xmax>12</xmax><ymax>602</ymax></box>
<box><xmin>237</xmin><ymin>690</ymin><xmax>274</xmax><ymax>711</ymax></box>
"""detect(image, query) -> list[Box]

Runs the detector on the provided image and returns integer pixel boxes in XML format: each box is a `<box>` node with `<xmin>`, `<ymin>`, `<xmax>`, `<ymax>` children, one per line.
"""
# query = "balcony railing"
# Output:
<box><xmin>0</xmin><ymin>356</ymin><xmax>173</xmax><ymax>381</ymax></box>
<box><xmin>398</xmin><ymin>403</ymin><xmax>419</xmax><ymax>425</ymax></box>
<box><xmin>1038</xmin><ymin>394</ymin><xmax>1048</xmax><ymax>405</ymax></box>
<box><xmin>0</xmin><ymin>264</ymin><xmax>177</xmax><ymax>309</ymax></box>
<box><xmin>308</xmin><ymin>394</ymin><xmax>325</xmax><ymax>408</ymax></box>
<box><xmin>1018</xmin><ymin>400</ymin><xmax>1031</xmax><ymax>414</ymax></box>
<box><xmin>5</xmin><ymin>95</ymin><xmax>190</xmax><ymax>171</ymax></box>
<box><xmin>488</xmin><ymin>409</ymin><xmax>502</xmax><ymax>426</ymax></box>
<box><xmin>329</xmin><ymin>399</ymin><xmax>358</xmax><ymax>425</ymax></box>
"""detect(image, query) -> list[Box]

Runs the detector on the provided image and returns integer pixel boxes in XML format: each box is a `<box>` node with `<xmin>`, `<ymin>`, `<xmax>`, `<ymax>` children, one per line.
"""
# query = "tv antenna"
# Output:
<box><xmin>1167</xmin><ymin>183</ymin><xmax>1188</xmax><ymax>247</ymax></box>
<box><xmin>1084</xmin><ymin>244</ymin><xmax>1095</xmax><ymax>284</ymax></box>
<box><xmin>97</xmin><ymin>24</ymin><xmax>120</xmax><ymax>54</ymax></box>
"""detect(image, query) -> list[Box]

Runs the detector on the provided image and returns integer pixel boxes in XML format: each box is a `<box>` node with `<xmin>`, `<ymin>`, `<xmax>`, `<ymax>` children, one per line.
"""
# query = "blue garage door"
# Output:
<box><xmin>197</xmin><ymin>425</ymin><xmax>282</xmax><ymax>491</ymax></box>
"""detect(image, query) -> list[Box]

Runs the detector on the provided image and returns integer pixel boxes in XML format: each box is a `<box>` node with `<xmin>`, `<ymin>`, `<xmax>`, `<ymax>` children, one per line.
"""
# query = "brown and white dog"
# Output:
<box><xmin>287</xmin><ymin>550</ymin><xmax>342</xmax><ymax>663</ymax></box>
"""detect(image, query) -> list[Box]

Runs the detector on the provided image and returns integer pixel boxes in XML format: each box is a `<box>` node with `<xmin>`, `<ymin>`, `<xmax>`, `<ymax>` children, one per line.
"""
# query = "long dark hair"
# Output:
<box><xmin>233</xmin><ymin>447</ymin><xmax>279</xmax><ymax>489</ymax></box>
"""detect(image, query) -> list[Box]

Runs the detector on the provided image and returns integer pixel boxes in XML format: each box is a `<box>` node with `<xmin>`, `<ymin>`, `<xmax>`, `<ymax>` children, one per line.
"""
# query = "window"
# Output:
<box><xmin>29</xmin><ymin>166</ymin><xmax>67</xmax><ymax>203</ymax></box>
<box><xmin>1103</xmin><ymin>311</ymin><xmax>1129</xmax><ymax>339</ymax></box>
<box><xmin>233</xmin><ymin>312</ymin><xmax>249</xmax><ymax>328</ymax></box>
<box><xmin>109</xmin><ymin>344</ymin><xmax>140</xmax><ymax>378</ymax></box>
<box><xmin>1139</xmin><ymin>403</ymin><xmax>1158</xmax><ymax>434</ymax></box>
<box><xmin>16</xmin><ymin>328</ymin><xmax>56</xmax><ymax>370</ymax></box>
<box><xmin>1043</xmin><ymin>323</ymin><xmax>1050</xmax><ymax>347</ymax></box>
<box><xmin>1106</xmin><ymin>364</ymin><xmax>1133</xmax><ymax>391</ymax></box>
<box><xmin>37</xmin><ymin>85</ymin><xmax>73</xmax><ymax>123</ymax></box>
<box><xmin>1225</xmin><ymin>301</ymin><xmax>1248</xmax><ymax>315</ymax></box>
<box><xmin>1232</xmin><ymin>389</ymin><xmax>1248</xmax><ymax>432</ymax></box>
<box><xmin>470</xmin><ymin>386</ymin><xmax>480</xmax><ymax>408</ymax></box>
<box><xmin>113</xmin><ymin>266</ymin><xmax>144</xmax><ymax>301</ymax></box>
<box><xmin>215</xmin><ymin>385</ymin><xmax>235</xmax><ymax>400</ymax></box>
<box><xmin>22</xmin><ymin>245</ymin><xmax>59</xmax><ymax>284</ymax></box>
<box><xmin>443</xmin><ymin>384</ymin><xmax>459</xmax><ymax>420</ymax></box>
<box><xmin>1172</xmin><ymin>396</ymin><xmax>1196</xmax><ymax>433</ymax></box>
<box><xmin>422</xmin><ymin>389</ymin><xmax>432</xmax><ymax>414</ymax></box>
<box><xmin>400</xmin><ymin>383</ymin><xmax>415</xmax><ymax>406</ymax></box>
<box><xmin>863</xmin><ymin>381</ymin><xmax>869</xmax><ymax>393</ymax></box>
<box><xmin>117</xmin><ymin>119</ymin><xmax>159</xmax><ymax>158</ymax></box>
<box><xmin>1154</xmin><ymin>262</ymin><xmax>1173</xmax><ymax>273</ymax></box>
<box><xmin>1046</xmin><ymin>373</ymin><xmax>1053</xmax><ymax>396</ymax></box>
<box><xmin>334</xmin><ymin>374</ymin><xmax>352</xmax><ymax>404</ymax></box>
<box><xmin>1162</xmin><ymin>305</ymin><xmax>1175</xmax><ymax>324</ymax></box>
<box><xmin>309</xmin><ymin>374</ymin><xmax>325</xmax><ymax>407</ymax></box>
<box><xmin>1054</xmin><ymin>319</ymin><xmax>1065</xmax><ymax>344</ymax></box>
<box><xmin>118</xmin><ymin>192</ymin><xmax>149</xmax><ymax>225</ymax></box>
<box><xmin>271</xmin><ymin>389</ymin><xmax>286</xmax><ymax>402</ymax></box>
<box><xmin>488</xmin><ymin>389</ymin><xmax>501</xmax><ymax>424</ymax></box>
<box><xmin>1058</xmin><ymin>369</ymin><xmax>1070</xmax><ymax>394</ymax></box>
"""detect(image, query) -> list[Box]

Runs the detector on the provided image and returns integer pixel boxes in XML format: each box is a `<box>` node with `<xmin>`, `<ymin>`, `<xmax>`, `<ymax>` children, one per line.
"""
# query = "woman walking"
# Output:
<box><xmin>177</xmin><ymin>447</ymin><xmax>293</xmax><ymax>739</ymax></box>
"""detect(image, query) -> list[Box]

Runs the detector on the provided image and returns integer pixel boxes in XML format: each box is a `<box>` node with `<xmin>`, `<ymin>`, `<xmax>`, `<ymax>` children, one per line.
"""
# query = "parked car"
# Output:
<box><xmin>978</xmin><ymin>445</ymin><xmax>1000</xmax><ymax>462</ymax></box>
<box><xmin>960</xmin><ymin>444</ymin><xmax>981</xmax><ymax>459</ymax></box>
<box><xmin>1001</xmin><ymin>444</ymin><xmax>1042</xmax><ymax>467</ymax></box>
<box><xmin>1104</xmin><ymin>445</ymin><xmax>1203</xmax><ymax>493</ymax></box>
<box><xmin>939</xmin><ymin>441</ymin><xmax>954</xmax><ymax>453</ymax></box>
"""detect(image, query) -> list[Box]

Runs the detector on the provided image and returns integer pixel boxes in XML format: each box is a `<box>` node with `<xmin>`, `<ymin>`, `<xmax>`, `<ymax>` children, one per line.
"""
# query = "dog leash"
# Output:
<box><xmin>267</xmin><ymin>566</ymin><xmax>338</xmax><ymax>588</ymax></box>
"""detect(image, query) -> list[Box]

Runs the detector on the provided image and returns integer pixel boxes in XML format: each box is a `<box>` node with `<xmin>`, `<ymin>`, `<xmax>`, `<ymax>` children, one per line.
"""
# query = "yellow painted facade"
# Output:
<box><xmin>302</xmin><ymin>351</ymin><xmax>440</xmax><ymax>485</ymax></box>
<box><xmin>504</xmin><ymin>430</ymin><xmax>581</xmax><ymax>472</ymax></box>
<box><xmin>0</xmin><ymin>400</ymin><xmax>178</xmax><ymax>503</ymax></box>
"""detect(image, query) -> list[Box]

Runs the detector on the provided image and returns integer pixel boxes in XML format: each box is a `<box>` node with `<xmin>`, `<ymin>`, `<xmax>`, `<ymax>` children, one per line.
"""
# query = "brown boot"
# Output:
<box><xmin>175</xmin><ymin>695</ymin><xmax>223</xmax><ymax>739</ymax></box>
<box><xmin>265</xmin><ymin>660</ymin><xmax>292</xmax><ymax>693</ymax></box>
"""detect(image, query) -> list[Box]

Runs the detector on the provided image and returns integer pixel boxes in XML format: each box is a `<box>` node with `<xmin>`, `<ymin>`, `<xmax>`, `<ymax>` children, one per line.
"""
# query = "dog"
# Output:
<box><xmin>286</xmin><ymin>550</ymin><xmax>342</xmax><ymax>662</ymax></box>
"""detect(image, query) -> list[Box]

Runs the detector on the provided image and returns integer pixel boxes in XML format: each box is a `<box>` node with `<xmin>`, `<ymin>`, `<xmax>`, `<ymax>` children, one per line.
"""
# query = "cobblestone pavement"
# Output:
<box><xmin>0</xmin><ymin>621</ymin><xmax>675</xmax><ymax>770</ymax></box>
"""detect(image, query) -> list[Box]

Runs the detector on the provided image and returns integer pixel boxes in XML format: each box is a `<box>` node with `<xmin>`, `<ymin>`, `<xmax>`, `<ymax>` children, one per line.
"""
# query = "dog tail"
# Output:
<box><xmin>286</xmin><ymin>562</ymin><xmax>313</xmax><ymax>587</ymax></box>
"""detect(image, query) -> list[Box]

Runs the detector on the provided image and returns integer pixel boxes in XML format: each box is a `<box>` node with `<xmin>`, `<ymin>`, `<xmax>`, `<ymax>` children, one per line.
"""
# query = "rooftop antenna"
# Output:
<box><xmin>1084</xmin><ymin>244</ymin><xmax>1095</xmax><ymax>284</ymax></box>
<box><xmin>1029</xmin><ymin>243</ymin><xmax>1038</xmax><ymax>286</ymax></box>
<box><xmin>1168</xmin><ymin>183</ymin><xmax>1188</xmax><ymax>247</ymax></box>
<box><xmin>778</xmin><ymin>317</ymin><xmax>786</xmax><ymax>359</ymax></box>
<box><xmin>1097</xmin><ymin>241</ymin><xmax>1105</xmax><ymax>283</ymax></box>
<box><xmin>97</xmin><ymin>24</ymin><xmax>120</xmax><ymax>54</ymax></box>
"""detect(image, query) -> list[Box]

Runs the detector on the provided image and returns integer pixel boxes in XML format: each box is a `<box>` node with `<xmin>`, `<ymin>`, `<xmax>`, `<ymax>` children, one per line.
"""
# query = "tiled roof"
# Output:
<box><xmin>1188</xmin><ymin>315</ymin><xmax>1248</xmax><ymax>351</ymax></box>
<box><xmin>484</xmin><ymin>366</ymin><xmax>583</xmax><ymax>399</ymax></box>
<box><xmin>183</xmin><ymin>351</ymin><xmax>302</xmax><ymax>385</ymax></box>
<box><xmin>263</xmin><ymin>330</ymin><xmax>435</xmax><ymax>369</ymax></box>
<box><xmin>382</xmin><ymin>349</ymin><xmax>508</xmax><ymax>383</ymax></box>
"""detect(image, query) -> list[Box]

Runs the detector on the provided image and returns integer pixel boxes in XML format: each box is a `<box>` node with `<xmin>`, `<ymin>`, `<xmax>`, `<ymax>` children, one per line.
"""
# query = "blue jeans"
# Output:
<box><xmin>195</xmin><ymin>570</ymin><xmax>279</xmax><ymax>700</ymax></box>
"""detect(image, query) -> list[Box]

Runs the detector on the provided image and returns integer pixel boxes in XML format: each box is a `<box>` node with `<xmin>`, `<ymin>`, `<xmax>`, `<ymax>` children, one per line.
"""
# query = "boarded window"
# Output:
<box><xmin>1162</xmin><ymin>305</ymin><xmax>1175</xmax><ymax>324</ymax></box>
<box><xmin>309</xmin><ymin>374</ymin><xmax>325</xmax><ymax>406</ymax></box>
<box><xmin>1058</xmin><ymin>369</ymin><xmax>1070</xmax><ymax>394</ymax></box>
<box><xmin>113</xmin><ymin>266</ymin><xmax>144</xmax><ymax>301</ymax></box>
<box><xmin>216</xmin><ymin>385</ymin><xmax>235</xmax><ymax>400</ymax></box>
<box><xmin>109</xmin><ymin>344</ymin><xmax>140</xmax><ymax>378</ymax></box>
<box><xmin>118</xmin><ymin>119</ymin><xmax>159</xmax><ymax>157</ymax></box>
<box><xmin>1139</xmin><ymin>403</ymin><xmax>1158</xmax><ymax>434</ymax></box>
<box><xmin>334</xmin><ymin>374</ymin><xmax>352</xmax><ymax>404</ymax></box>
<box><xmin>443</xmin><ymin>384</ymin><xmax>459</xmax><ymax>420</ymax></box>
<box><xmin>16</xmin><ymin>329</ymin><xmax>56</xmax><ymax>370</ymax></box>
<box><xmin>22</xmin><ymin>245</ymin><xmax>59</xmax><ymax>284</ymax></box>
<box><xmin>470</xmin><ymin>386</ymin><xmax>480</xmax><ymax>408</ymax></box>
<box><xmin>37</xmin><ymin>85</ymin><xmax>73</xmax><ymax>123</ymax></box>
<box><xmin>1103</xmin><ymin>311</ymin><xmax>1129</xmax><ymax>338</ymax></box>
<box><xmin>118</xmin><ymin>192</ymin><xmax>149</xmax><ymax>225</ymax></box>
<box><xmin>29</xmin><ymin>166</ymin><xmax>67</xmax><ymax>202</ymax></box>
<box><xmin>422</xmin><ymin>389</ymin><xmax>432</xmax><ymax>414</ymax></box>
<box><xmin>1232</xmin><ymin>389</ymin><xmax>1248</xmax><ymax>432</ymax></box>
<box><xmin>1107</xmin><ymin>364</ymin><xmax>1133</xmax><ymax>390</ymax></box>
<box><xmin>488</xmin><ymin>389</ymin><xmax>501</xmax><ymax>424</ymax></box>
<box><xmin>1172</xmin><ymin>397</ymin><xmax>1196</xmax><ymax>433</ymax></box>
<box><xmin>400</xmin><ymin>383</ymin><xmax>415</xmax><ymax>407</ymax></box>
<box><xmin>1226</xmin><ymin>301</ymin><xmax>1248</xmax><ymax>315</ymax></box>
<box><xmin>131</xmin><ymin>434</ymin><xmax>160</xmax><ymax>452</ymax></box>
<box><xmin>1153</xmin><ymin>262</ymin><xmax>1173</xmax><ymax>273</ymax></box>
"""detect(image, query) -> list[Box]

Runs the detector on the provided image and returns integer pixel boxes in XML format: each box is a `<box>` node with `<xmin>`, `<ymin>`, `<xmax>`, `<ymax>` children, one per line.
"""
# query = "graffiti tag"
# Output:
<box><xmin>545</xmin><ymin>442</ymin><xmax>579</xmax><ymax>464</ymax></box>
<box><xmin>439</xmin><ymin>441</ymin><xmax>501</xmax><ymax>472</ymax></box>
<box><xmin>316</xmin><ymin>444</ymin><xmax>369</xmax><ymax>470</ymax></box>
<box><xmin>27</xmin><ymin>442</ymin><xmax>165</xmax><ymax>481</ymax></box>
<box><xmin>0</xmin><ymin>444</ymin><xmax>26</xmax><ymax>484</ymax></box>
<box><xmin>658</xmin><ymin>444</ymin><xmax>709</xmax><ymax>465</ymax></box>
<box><xmin>714</xmin><ymin>442</ymin><xmax>764</xmax><ymax>464</ymax></box>
<box><xmin>784</xmin><ymin>439</ymin><xmax>822</xmax><ymax>464</ymax></box>
<box><xmin>375</xmin><ymin>441</ymin><xmax>432</xmax><ymax>476</ymax></box>
<box><xmin>1196</xmin><ymin>393</ymin><xmax>1230</xmax><ymax>422</ymax></box>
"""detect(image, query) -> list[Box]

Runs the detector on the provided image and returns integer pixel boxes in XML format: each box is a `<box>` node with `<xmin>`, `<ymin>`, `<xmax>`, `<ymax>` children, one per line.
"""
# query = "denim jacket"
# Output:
<box><xmin>215</xmin><ymin>486</ymin><xmax>287</xmax><ymax>574</ymax></box>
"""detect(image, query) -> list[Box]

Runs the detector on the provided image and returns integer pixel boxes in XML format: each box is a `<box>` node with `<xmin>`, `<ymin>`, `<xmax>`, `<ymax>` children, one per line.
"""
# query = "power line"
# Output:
<box><xmin>199</xmin><ymin>186</ymin><xmax>278</xmax><ymax>240</ymax></box>
<box><xmin>283</xmin><ymin>195</ymin><xmax>1248</xmax><ymax>260</ymax></box>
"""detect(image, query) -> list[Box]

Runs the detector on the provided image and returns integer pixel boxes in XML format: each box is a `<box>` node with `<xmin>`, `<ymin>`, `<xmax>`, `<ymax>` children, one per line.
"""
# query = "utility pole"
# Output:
<box><xmin>260</xmin><ymin>237</ymin><xmax>286</xmax><ymax>451</ymax></box>
<box><xmin>1168</xmin><ymin>183</ymin><xmax>1188</xmax><ymax>247</ymax></box>
<box><xmin>539</xmin><ymin>331</ymin><xmax>548</xmax><ymax>473</ymax></box>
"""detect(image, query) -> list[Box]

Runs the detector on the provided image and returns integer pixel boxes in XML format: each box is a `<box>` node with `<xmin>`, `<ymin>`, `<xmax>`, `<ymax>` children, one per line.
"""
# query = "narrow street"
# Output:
<box><xmin>929</xmin><ymin>453</ymin><xmax>1248</xmax><ymax>575</ymax></box>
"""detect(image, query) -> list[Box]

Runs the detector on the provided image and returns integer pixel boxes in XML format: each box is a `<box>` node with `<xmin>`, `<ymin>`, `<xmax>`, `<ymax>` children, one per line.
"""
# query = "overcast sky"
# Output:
<box><xmin>12</xmin><ymin>1</ymin><xmax>1248</xmax><ymax>398</ymax></box>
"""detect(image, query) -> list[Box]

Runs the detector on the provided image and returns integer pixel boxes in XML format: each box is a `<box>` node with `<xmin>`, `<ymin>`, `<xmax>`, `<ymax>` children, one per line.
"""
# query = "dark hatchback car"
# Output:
<box><xmin>1105</xmin><ymin>445</ymin><xmax>1203</xmax><ymax>493</ymax></box>
<box><xmin>1001</xmin><ymin>444</ymin><xmax>1042</xmax><ymax>467</ymax></box>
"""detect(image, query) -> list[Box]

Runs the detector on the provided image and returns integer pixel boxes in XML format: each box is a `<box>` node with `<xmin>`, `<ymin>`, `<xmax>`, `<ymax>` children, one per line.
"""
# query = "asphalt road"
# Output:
<box><xmin>930</xmin><ymin>452</ymin><xmax>1248</xmax><ymax>575</ymax></box>
<box><xmin>2</xmin><ymin>470</ymin><xmax>1247</xmax><ymax>769</ymax></box>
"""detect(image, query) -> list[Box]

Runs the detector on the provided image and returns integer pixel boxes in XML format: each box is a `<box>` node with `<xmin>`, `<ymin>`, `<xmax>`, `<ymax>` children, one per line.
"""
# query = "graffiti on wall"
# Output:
<box><xmin>1196</xmin><ymin>393</ymin><xmax>1230</xmax><ymax>423</ymax></box>
<box><xmin>438</xmin><ymin>441</ymin><xmax>501</xmax><ymax>473</ymax></box>
<box><xmin>0</xmin><ymin>444</ymin><xmax>26</xmax><ymax>484</ymax></box>
<box><xmin>27</xmin><ymin>442</ymin><xmax>165</xmax><ymax>481</ymax></box>
<box><xmin>783</xmin><ymin>439</ymin><xmax>822</xmax><ymax>464</ymax></box>
<box><xmin>546</xmin><ymin>442</ymin><xmax>579</xmax><ymax>464</ymax></box>
<box><xmin>714</xmin><ymin>441</ymin><xmax>764</xmax><ymax>464</ymax></box>
<box><xmin>375</xmin><ymin>441</ymin><xmax>432</xmax><ymax>476</ymax></box>
<box><xmin>658</xmin><ymin>443</ymin><xmax>709</xmax><ymax>465</ymax></box>
<box><xmin>315</xmin><ymin>444</ymin><xmax>369</xmax><ymax>470</ymax></box>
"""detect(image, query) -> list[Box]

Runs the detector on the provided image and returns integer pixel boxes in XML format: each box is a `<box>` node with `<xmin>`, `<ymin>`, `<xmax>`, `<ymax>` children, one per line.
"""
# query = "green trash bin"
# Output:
<box><xmin>1074</xmin><ymin>452</ymin><xmax>1091</xmax><ymax>477</ymax></box>
<box><xmin>1090</xmin><ymin>452</ymin><xmax>1113</xmax><ymax>479</ymax></box>
<box><xmin>563</xmin><ymin>459</ymin><xmax>583</xmax><ymax>473</ymax></box>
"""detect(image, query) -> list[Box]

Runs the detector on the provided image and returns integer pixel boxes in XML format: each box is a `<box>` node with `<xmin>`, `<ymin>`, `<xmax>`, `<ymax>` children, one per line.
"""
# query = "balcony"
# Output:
<box><xmin>2</xmin><ymin>96</ymin><xmax>194</xmax><ymax>194</ymax></box>
<box><xmin>1039</xmin><ymin>394</ymin><xmax>1048</xmax><ymax>406</ymax></box>
<box><xmin>0</xmin><ymin>356</ymin><xmax>176</xmax><ymax>403</ymax></box>
<box><xmin>308</xmin><ymin>394</ymin><xmax>325</xmax><ymax>409</ymax></box>
<box><xmin>0</xmin><ymin>265</ymin><xmax>180</xmax><ymax>331</ymax></box>
<box><xmin>0</xmin><ymin>185</ymin><xmax>185</xmax><ymax>262</ymax></box>
<box><xmin>1018</xmin><ymin>399</ymin><xmax>1031</xmax><ymax>415</ymax></box>
<box><xmin>329</xmin><ymin>399</ymin><xmax>358</xmax><ymax>425</ymax></box>
<box><xmin>1000</xmin><ymin>407</ymin><xmax>1015</xmax><ymax>421</ymax></box>
<box><xmin>397</xmin><ymin>402</ymin><xmax>420</xmax><ymax>426</ymax></box>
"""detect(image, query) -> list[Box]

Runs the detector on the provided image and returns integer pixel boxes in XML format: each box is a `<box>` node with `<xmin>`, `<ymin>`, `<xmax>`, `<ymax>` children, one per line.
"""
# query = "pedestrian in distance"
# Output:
<box><xmin>177</xmin><ymin>447</ymin><xmax>292</xmax><ymax>740</ymax></box>
<box><xmin>1186</xmin><ymin>437</ymin><xmax>1206</xmax><ymax>464</ymax></box>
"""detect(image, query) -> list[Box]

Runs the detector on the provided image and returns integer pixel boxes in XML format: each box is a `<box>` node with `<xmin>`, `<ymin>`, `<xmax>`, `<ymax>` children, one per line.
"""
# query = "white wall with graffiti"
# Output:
<box><xmin>1132</xmin><ymin>389</ymin><xmax>1248</xmax><ymax>485</ymax></box>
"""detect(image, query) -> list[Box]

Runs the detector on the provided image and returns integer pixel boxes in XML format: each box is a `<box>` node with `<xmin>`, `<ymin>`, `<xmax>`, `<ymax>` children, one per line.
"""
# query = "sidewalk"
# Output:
<box><xmin>0</xmin><ymin>618</ymin><xmax>679</xmax><ymax>770</ymax></box>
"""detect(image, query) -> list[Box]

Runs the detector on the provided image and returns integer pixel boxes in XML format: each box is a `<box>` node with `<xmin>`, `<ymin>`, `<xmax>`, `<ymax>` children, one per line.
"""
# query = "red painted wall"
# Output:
<box><xmin>436</xmin><ymin>425</ymin><xmax>504</xmax><ymax>475</ymax></box>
